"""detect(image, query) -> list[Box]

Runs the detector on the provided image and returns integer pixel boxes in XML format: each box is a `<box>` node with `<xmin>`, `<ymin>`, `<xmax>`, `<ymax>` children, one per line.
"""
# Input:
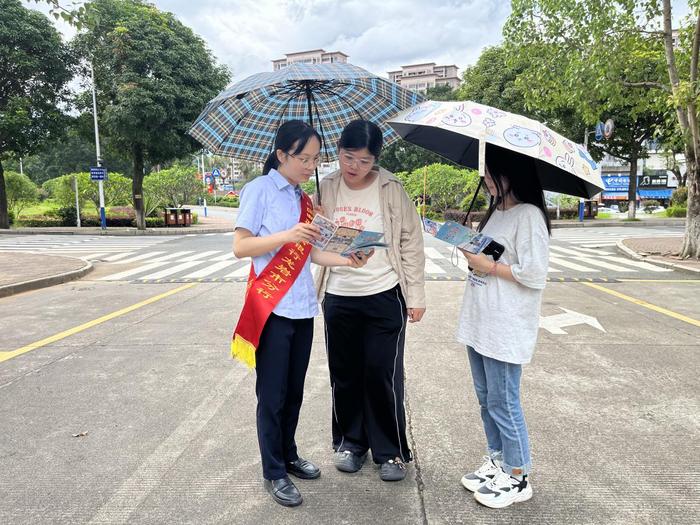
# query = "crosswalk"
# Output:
<box><xmin>552</xmin><ymin>227</ymin><xmax>683</xmax><ymax>248</ymax></box>
<box><xmin>0</xmin><ymin>230</ymin><xmax>676</xmax><ymax>282</ymax></box>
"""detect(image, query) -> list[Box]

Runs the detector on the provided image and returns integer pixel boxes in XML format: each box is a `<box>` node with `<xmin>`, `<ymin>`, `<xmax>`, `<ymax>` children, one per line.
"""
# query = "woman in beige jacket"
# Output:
<box><xmin>315</xmin><ymin>120</ymin><xmax>426</xmax><ymax>482</ymax></box>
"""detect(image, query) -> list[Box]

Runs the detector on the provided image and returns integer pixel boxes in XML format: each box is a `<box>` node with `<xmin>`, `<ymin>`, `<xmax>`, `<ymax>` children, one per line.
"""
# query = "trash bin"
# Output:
<box><xmin>180</xmin><ymin>208</ymin><xmax>192</xmax><ymax>226</ymax></box>
<box><xmin>164</xmin><ymin>208</ymin><xmax>180</xmax><ymax>226</ymax></box>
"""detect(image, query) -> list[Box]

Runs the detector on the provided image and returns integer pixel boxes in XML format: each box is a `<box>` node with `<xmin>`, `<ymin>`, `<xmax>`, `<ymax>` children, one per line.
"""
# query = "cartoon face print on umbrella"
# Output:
<box><xmin>487</xmin><ymin>108</ymin><xmax>507</xmax><ymax>119</ymax></box>
<box><xmin>542</xmin><ymin>129</ymin><xmax>556</xmax><ymax>147</ymax></box>
<box><xmin>441</xmin><ymin>104</ymin><xmax>472</xmax><ymax>127</ymax></box>
<box><xmin>556</xmin><ymin>153</ymin><xmax>576</xmax><ymax>172</ymax></box>
<box><xmin>405</xmin><ymin>101</ymin><xmax>441</xmax><ymax>122</ymax></box>
<box><xmin>503</xmin><ymin>125</ymin><xmax>541</xmax><ymax>148</ymax></box>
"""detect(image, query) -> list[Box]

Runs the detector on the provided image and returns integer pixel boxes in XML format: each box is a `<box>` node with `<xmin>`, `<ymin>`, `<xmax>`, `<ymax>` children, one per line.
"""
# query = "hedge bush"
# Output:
<box><xmin>665</xmin><ymin>205</ymin><xmax>687</xmax><ymax>218</ymax></box>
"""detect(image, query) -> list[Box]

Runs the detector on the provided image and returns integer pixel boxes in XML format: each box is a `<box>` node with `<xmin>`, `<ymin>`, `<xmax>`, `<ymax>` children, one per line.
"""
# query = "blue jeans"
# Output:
<box><xmin>467</xmin><ymin>346</ymin><xmax>531</xmax><ymax>476</ymax></box>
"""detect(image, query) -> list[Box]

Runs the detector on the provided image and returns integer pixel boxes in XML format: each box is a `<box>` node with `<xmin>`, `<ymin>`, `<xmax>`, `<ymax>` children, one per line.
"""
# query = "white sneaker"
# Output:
<box><xmin>473</xmin><ymin>469</ymin><xmax>533</xmax><ymax>509</ymax></box>
<box><xmin>461</xmin><ymin>456</ymin><xmax>501</xmax><ymax>492</ymax></box>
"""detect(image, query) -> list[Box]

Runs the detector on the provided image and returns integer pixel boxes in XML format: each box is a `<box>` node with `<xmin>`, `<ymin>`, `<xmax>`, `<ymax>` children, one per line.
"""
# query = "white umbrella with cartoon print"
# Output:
<box><xmin>386</xmin><ymin>100</ymin><xmax>604</xmax><ymax>199</ymax></box>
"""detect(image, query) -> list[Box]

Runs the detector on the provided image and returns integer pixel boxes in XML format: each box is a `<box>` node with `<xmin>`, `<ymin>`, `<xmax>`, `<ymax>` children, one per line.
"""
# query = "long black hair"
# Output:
<box><xmin>337</xmin><ymin>119</ymin><xmax>383</xmax><ymax>158</ymax></box>
<box><xmin>479</xmin><ymin>144</ymin><xmax>551</xmax><ymax>234</ymax></box>
<box><xmin>263</xmin><ymin>120</ymin><xmax>322</xmax><ymax>175</ymax></box>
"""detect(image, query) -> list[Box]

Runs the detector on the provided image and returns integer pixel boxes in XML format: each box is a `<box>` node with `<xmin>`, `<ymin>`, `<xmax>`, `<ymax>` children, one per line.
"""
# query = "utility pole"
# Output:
<box><xmin>90</xmin><ymin>62</ymin><xmax>106</xmax><ymax>230</ymax></box>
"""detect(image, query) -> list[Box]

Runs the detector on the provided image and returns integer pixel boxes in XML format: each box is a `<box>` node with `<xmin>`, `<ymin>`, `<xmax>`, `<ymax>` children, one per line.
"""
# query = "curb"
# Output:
<box><xmin>0</xmin><ymin>260</ymin><xmax>94</xmax><ymax>298</ymax></box>
<box><xmin>616</xmin><ymin>239</ymin><xmax>700</xmax><ymax>274</ymax></box>
<box><xmin>552</xmin><ymin>218</ymin><xmax>686</xmax><ymax>229</ymax></box>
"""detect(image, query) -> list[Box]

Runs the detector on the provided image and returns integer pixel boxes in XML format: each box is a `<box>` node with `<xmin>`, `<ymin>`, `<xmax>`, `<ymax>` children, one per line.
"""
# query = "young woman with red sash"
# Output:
<box><xmin>232</xmin><ymin>120</ymin><xmax>370</xmax><ymax>507</ymax></box>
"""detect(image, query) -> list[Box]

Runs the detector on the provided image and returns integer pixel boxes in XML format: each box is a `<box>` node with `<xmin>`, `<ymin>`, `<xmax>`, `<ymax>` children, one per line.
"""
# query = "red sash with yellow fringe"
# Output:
<box><xmin>231</xmin><ymin>192</ymin><xmax>314</xmax><ymax>367</ymax></box>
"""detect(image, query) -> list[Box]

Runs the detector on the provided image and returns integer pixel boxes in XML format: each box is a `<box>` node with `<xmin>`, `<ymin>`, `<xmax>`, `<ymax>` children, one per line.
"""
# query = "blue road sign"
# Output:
<box><xmin>90</xmin><ymin>167</ymin><xmax>107</xmax><ymax>181</ymax></box>
<box><xmin>212</xmin><ymin>168</ymin><xmax>221</xmax><ymax>178</ymax></box>
<box><xmin>595</xmin><ymin>122</ymin><xmax>604</xmax><ymax>141</ymax></box>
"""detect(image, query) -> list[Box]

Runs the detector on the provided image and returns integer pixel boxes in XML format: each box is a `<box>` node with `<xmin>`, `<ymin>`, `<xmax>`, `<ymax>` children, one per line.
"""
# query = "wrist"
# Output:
<box><xmin>488</xmin><ymin>261</ymin><xmax>498</xmax><ymax>276</ymax></box>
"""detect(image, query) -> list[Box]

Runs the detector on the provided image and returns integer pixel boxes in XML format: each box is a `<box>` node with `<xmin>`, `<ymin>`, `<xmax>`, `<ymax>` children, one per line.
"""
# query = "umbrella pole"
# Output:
<box><xmin>304</xmin><ymin>83</ymin><xmax>321</xmax><ymax>204</ymax></box>
<box><xmin>462</xmin><ymin>178</ymin><xmax>484</xmax><ymax>227</ymax></box>
<box><xmin>422</xmin><ymin>165</ymin><xmax>428</xmax><ymax>221</ymax></box>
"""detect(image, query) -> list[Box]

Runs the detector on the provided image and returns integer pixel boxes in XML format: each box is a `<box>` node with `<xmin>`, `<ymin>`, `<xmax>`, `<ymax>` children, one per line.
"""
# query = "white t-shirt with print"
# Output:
<box><xmin>456</xmin><ymin>203</ymin><xmax>549</xmax><ymax>364</ymax></box>
<box><xmin>326</xmin><ymin>176</ymin><xmax>400</xmax><ymax>296</ymax></box>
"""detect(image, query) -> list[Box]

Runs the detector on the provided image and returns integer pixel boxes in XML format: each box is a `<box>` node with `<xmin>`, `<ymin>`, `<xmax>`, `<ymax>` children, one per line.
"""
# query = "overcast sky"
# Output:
<box><xmin>24</xmin><ymin>0</ymin><xmax>693</xmax><ymax>85</ymax></box>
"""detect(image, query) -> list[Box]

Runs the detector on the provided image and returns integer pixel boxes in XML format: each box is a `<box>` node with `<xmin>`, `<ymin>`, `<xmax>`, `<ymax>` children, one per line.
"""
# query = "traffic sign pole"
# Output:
<box><xmin>91</xmin><ymin>62</ymin><xmax>107</xmax><ymax>230</ymax></box>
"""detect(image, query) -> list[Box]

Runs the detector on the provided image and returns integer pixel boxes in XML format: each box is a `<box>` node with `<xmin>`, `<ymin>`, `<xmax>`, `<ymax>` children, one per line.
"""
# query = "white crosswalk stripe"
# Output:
<box><xmin>184</xmin><ymin>260</ymin><xmax>238</xmax><ymax>278</ymax></box>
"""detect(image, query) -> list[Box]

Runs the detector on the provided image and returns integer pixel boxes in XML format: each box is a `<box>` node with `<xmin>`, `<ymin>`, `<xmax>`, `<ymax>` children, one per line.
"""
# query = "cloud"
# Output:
<box><xmin>154</xmin><ymin>0</ymin><xmax>512</xmax><ymax>81</ymax></box>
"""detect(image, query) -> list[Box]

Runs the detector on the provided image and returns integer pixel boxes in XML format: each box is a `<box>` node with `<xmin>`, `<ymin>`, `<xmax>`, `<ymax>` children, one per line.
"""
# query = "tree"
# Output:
<box><xmin>149</xmin><ymin>164</ymin><xmax>201</xmax><ymax>207</ymax></box>
<box><xmin>401</xmin><ymin>163</ymin><xmax>480</xmax><ymax>215</ymax></box>
<box><xmin>506</xmin><ymin>0</ymin><xmax>700</xmax><ymax>255</ymax></box>
<box><xmin>43</xmin><ymin>172</ymin><xmax>130</xmax><ymax>211</ymax></box>
<box><xmin>4</xmin><ymin>123</ymin><xmax>133</xmax><ymax>185</ymax></box>
<box><xmin>0</xmin><ymin>0</ymin><xmax>74</xmax><ymax>228</ymax></box>
<box><xmin>425</xmin><ymin>84</ymin><xmax>459</xmax><ymax>101</ymax></box>
<box><xmin>4</xmin><ymin>171</ymin><xmax>39</xmax><ymax>217</ymax></box>
<box><xmin>379</xmin><ymin>140</ymin><xmax>447</xmax><ymax>174</ymax></box>
<box><xmin>73</xmin><ymin>0</ymin><xmax>230</xmax><ymax>229</ymax></box>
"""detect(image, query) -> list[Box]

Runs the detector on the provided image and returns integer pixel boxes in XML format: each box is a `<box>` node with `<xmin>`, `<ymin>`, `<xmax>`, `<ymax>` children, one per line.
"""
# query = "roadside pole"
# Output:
<box><xmin>90</xmin><ymin>63</ymin><xmax>107</xmax><ymax>230</ymax></box>
<box><xmin>73</xmin><ymin>175</ymin><xmax>81</xmax><ymax>228</ymax></box>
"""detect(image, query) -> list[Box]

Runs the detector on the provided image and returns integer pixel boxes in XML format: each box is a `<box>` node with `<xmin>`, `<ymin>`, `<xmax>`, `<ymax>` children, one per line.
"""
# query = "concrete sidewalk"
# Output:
<box><xmin>0</xmin><ymin>252</ymin><xmax>92</xmax><ymax>298</ymax></box>
<box><xmin>619</xmin><ymin>236</ymin><xmax>700</xmax><ymax>273</ymax></box>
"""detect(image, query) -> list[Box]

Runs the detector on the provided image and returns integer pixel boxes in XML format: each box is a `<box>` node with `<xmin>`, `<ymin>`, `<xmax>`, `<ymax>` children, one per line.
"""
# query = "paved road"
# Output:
<box><xmin>0</xmin><ymin>225</ymin><xmax>688</xmax><ymax>285</ymax></box>
<box><xmin>1</xmin><ymin>258</ymin><xmax>698</xmax><ymax>523</ymax></box>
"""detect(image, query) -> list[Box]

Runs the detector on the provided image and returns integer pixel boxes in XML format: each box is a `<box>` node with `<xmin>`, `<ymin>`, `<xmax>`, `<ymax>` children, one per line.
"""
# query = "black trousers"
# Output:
<box><xmin>322</xmin><ymin>285</ymin><xmax>412</xmax><ymax>464</ymax></box>
<box><xmin>255</xmin><ymin>313</ymin><xmax>313</xmax><ymax>480</ymax></box>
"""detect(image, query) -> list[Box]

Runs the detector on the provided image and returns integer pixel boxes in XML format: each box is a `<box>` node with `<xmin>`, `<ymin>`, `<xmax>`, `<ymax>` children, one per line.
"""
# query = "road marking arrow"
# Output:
<box><xmin>539</xmin><ymin>307</ymin><xmax>606</xmax><ymax>335</ymax></box>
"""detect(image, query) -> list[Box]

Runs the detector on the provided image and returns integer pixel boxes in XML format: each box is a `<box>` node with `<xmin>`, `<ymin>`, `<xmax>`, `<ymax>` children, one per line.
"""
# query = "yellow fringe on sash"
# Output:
<box><xmin>231</xmin><ymin>334</ymin><xmax>256</xmax><ymax>368</ymax></box>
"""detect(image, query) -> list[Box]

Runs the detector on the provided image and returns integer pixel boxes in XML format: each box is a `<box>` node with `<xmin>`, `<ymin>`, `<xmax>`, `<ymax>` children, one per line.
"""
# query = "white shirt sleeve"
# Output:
<box><xmin>509</xmin><ymin>206</ymin><xmax>550</xmax><ymax>289</ymax></box>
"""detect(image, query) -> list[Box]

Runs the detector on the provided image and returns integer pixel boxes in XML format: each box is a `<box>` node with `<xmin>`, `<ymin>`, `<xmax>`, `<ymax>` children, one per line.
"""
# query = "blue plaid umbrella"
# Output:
<box><xmin>188</xmin><ymin>63</ymin><xmax>423</xmax><ymax>195</ymax></box>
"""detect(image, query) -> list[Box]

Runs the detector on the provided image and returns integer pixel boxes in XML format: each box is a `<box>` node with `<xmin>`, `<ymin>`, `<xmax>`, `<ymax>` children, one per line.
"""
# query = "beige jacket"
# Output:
<box><xmin>314</xmin><ymin>167</ymin><xmax>426</xmax><ymax>308</ymax></box>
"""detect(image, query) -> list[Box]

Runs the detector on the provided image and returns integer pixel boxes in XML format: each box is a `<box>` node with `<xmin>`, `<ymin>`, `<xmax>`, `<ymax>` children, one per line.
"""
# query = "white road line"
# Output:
<box><xmin>111</xmin><ymin>251</ymin><xmax>166</xmax><ymax>264</ymax></box>
<box><xmin>138</xmin><ymin>261</ymin><xmax>206</xmax><ymax>280</ymax></box>
<box><xmin>574</xmin><ymin>257</ymin><xmax>637</xmax><ymax>272</ymax></box>
<box><xmin>424</xmin><ymin>259</ymin><xmax>446</xmax><ymax>274</ymax></box>
<box><xmin>102</xmin><ymin>252</ymin><xmax>135</xmax><ymax>262</ymax></box>
<box><xmin>80</xmin><ymin>253</ymin><xmax>108</xmax><ymax>260</ymax></box>
<box><xmin>183</xmin><ymin>260</ymin><xmax>238</xmax><ymax>278</ymax></box>
<box><xmin>599</xmin><ymin>256</ymin><xmax>673</xmax><ymax>272</ymax></box>
<box><xmin>549</xmin><ymin>246</ymin><xmax>592</xmax><ymax>257</ymax></box>
<box><xmin>548</xmin><ymin>256</ymin><xmax>600</xmax><ymax>272</ymax></box>
<box><xmin>210</xmin><ymin>252</ymin><xmax>236</xmax><ymax>262</ymax></box>
<box><xmin>226</xmin><ymin>263</ymin><xmax>251</xmax><ymax>278</ymax></box>
<box><xmin>179</xmin><ymin>250</ymin><xmax>223</xmax><ymax>262</ymax></box>
<box><xmin>140</xmin><ymin>251</ymin><xmax>195</xmax><ymax>263</ymax></box>
<box><xmin>547</xmin><ymin>266</ymin><xmax>563</xmax><ymax>273</ymax></box>
<box><xmin>424</xmin><ymin>247</ymin><xmax>444</xmax><ymax>259</ymax></box>
<box><xmin>99</xmin><ymin>262</ymin><xmax>169</xmax><ymax>281</ymax></box>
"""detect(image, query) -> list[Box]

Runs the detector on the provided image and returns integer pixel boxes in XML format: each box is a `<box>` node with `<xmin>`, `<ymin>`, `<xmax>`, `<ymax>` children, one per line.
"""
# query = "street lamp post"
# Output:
<box><xmin>90</xmin><ymin>62</ymin><xmax>107</xmax><ymax>230</ymax></box>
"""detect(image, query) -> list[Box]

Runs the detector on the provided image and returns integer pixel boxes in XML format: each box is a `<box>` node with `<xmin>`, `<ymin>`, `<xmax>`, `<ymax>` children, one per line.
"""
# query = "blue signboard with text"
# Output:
<box><xmin>90</xmin><ymin>167</ymin><xmax>107</xmax><ymax>181</ymax></box>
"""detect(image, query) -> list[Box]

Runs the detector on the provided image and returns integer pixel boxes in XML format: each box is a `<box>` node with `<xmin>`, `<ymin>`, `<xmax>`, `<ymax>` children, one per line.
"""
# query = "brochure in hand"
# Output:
<box><xmin>311</xmin><ymin>214</ymin><xmax>388</xmax><ymax>256</ymax></box>
<box><xmin>422</xmin><ymin>218</ymin><xmax>492</xmax><ymax>255</ymax></box>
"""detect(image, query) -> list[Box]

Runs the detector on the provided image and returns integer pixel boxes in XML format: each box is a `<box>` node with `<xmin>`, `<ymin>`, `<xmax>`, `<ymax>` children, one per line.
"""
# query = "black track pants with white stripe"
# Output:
<box><xmin>322</xmin><ymin>285</ymin><xmax>412</xmax><ymax>464</ymax></box>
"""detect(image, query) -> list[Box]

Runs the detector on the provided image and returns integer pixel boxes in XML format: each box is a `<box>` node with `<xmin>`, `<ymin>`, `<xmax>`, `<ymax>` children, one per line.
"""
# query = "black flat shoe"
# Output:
<box><xmin>334</xmin><ymin>450</ymin><xmax>367</xmax><ymax>473</ymax></box>
<box><xmin>263</xmin><ymin>476</ymin><xmax>302</xmax><ymax>507</ymax></box>
<box><xmin>286</xmin><ymin>457</ymin><xmax>321</xmax><ymax>479</ymax></box>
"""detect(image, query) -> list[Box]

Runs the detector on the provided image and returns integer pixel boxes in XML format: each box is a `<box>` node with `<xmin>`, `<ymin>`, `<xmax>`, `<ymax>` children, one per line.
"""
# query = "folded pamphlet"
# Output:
<box><xmin>311</xmin><ymin>214</ymin><xmax>388</xmax><ymax>256</ymax></box>
<box><xmin>422</xmin><ymin>218</ymin><xmax>492</xmax><ymax>255</ymax></box>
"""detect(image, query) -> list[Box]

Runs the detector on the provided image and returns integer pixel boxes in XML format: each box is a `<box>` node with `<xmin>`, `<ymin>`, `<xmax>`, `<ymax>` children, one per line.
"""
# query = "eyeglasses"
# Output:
<box><xmin>289</xmin><ymin>153</ymin><xmax>321</xmax><ymax>167</ymax></box>
<box><xmin>339</xmin><ymin>152</ymin><xmax>374</xmax><ymax>170</ymax></box>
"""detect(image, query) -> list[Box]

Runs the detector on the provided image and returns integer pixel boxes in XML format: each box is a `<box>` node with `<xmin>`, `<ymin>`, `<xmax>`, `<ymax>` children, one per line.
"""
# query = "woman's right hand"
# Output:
<box><xmin>286</xmin><ymin>222</ymin><xmax>321</xmax><ymax>244</ymax></box>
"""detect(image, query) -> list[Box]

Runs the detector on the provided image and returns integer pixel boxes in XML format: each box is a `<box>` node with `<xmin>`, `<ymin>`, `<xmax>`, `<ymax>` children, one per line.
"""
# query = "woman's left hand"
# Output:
<box><xmin>461</xmin><ymin>250</ymin><xmax>494</xmax><ymax>274</ymax></box>
<box><xmin>407</xmin><ymin>307</ymin><xmax>426</xmax><ymax>323</ymax></box>
<box><xmin>346</xmin><ymin>249</ymin><xmax>374</xmax><ymax>268</ymax></box>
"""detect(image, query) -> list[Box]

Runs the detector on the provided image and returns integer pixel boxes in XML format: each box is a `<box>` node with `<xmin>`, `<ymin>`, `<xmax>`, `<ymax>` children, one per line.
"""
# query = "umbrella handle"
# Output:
<box><xmin>462</xmin><ymin>178</ymin><xmax>484</xmax><ymax>226</ymax></box>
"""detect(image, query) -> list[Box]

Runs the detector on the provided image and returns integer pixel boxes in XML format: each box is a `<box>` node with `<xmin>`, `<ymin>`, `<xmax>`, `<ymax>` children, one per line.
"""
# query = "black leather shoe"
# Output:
<box><xmin>286</xmin><ymin>457</ymin><xmax>321</xmax><ymax>479</ymax></box>
<box><xmin>263</xmin><ymin>476</ymin><xmax>302</xmax><ymax>507</ymax></box>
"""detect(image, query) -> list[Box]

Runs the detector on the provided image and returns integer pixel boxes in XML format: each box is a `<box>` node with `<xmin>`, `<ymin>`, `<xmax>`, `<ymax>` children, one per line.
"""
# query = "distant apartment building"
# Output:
<box><xmin>272</xmin><ymin>49</ymin><xmax>349</xmax><ymax>70</ymax></box>
<box><xmin>387</xmin><ymin>63</ymin><xmax>461</xmax><ymax>92</ymax></box>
